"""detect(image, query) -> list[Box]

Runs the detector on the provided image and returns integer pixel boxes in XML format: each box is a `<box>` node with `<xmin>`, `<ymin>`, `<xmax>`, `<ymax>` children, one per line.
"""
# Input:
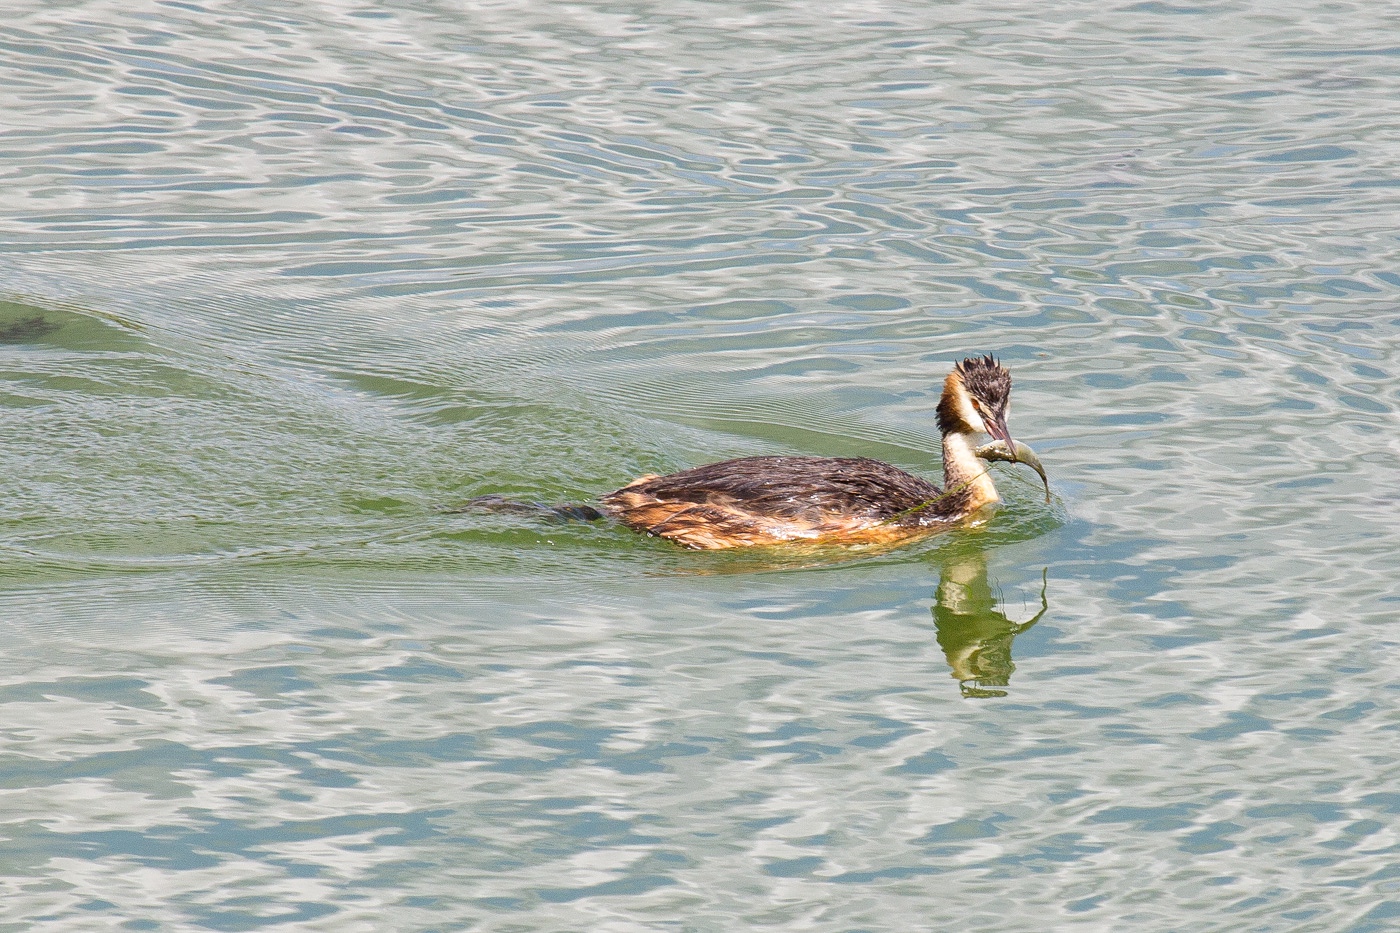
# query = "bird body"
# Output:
<box><xmin>597</xmin><ymin>355</ymin><xmax>1034</xmax><ymax>549</ymax></box>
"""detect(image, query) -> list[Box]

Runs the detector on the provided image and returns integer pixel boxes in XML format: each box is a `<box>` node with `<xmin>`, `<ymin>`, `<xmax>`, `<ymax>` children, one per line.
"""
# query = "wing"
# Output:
<box><xmin>599</xmin><ymin>456</ymin><xmax>945</xmax><ymax>549</ymax></box>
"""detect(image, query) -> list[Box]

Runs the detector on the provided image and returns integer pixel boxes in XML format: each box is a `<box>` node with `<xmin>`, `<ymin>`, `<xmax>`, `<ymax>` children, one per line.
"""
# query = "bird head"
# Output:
<box><xmin>938</xmin><ymin>354</ymin><xmax>1014</xmax><ymax>450</ymax></box>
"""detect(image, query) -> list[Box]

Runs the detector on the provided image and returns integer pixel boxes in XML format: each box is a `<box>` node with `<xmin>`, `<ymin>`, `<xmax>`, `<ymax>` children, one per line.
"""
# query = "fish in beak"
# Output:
<box><xmin>975</xmin><ymin>438</ymin><xmax>1051</xmax><ymax>504</ymax></box>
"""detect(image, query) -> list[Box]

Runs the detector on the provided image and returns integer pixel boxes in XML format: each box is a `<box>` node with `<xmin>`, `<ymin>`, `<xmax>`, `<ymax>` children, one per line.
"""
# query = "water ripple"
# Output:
<box><xmin>3</xmin><ymin>0</ymin><xmax>1400</xmax><ymax>929</ymax></box>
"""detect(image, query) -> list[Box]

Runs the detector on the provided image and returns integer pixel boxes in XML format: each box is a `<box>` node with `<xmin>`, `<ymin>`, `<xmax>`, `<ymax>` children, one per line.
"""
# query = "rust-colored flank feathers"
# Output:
<box><xmin>597</xmin><ymin>355</ymin><xmax>1024</xmax><ymax>550</ymax></box>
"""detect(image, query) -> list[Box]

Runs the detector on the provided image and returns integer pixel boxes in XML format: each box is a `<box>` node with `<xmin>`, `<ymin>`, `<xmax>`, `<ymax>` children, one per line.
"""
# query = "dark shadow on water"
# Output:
<box><xmin>0</xmin><ymin>313</ymin><xmax>59</xmax><ymax>343</ymax></box>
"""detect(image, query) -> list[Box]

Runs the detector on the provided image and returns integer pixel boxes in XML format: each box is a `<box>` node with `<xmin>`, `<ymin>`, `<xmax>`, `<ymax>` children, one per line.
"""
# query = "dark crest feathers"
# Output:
<box><xmin>954</xmin><ymin>354</ymin><xmax>1011</xmax><ymax>408</ymax></box>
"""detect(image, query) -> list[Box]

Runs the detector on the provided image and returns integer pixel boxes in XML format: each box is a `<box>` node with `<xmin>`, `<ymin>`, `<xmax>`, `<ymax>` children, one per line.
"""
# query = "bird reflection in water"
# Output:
<box><xmin>930</xmin><ymin>545</ymin><xmax>1048</xmax><ymax>699</ymax></box>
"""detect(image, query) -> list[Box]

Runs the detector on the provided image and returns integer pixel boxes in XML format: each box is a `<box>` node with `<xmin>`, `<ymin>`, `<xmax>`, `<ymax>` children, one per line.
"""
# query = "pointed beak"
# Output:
<box><xmin>983</xmin><ymin>409</ymin><xmax>1014</xmax><ymax>454</ymax></box>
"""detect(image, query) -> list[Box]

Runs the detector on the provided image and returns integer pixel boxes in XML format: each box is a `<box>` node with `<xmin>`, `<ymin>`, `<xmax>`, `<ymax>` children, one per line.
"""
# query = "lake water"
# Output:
<box><xmin>2</xmin><ymin>1</ymin><xmax>1398</xmax><ymax>930</ymax></box>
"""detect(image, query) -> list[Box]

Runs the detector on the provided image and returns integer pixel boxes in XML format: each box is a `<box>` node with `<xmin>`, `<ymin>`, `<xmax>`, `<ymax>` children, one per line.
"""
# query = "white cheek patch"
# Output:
<box><xmin>958</xmin><ymin>392</ymin><xmax>986</xmax><ymax>433</ymax></box>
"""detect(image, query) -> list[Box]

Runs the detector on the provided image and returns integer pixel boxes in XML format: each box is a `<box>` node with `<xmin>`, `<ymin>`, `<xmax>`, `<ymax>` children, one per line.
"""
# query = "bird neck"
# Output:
<box><xmin>942</xmin><ymin>431</ymin><xmax>1001</xmax><ymax>515</ymax></box>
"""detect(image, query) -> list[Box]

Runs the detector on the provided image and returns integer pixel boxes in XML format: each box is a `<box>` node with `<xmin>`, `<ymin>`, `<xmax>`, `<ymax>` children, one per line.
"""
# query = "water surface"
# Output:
<box><xmin>2</xmin><ymin>1</ymin><xmax>1399</xmax><ymax>930</ymax></box>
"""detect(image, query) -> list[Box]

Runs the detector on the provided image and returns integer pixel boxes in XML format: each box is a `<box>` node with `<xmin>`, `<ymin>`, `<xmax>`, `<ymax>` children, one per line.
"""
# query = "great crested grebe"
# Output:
<box><xmin>593</xmin><ymin>355</ymin><xmax>1047</xmax><ymax>550</ymax></box>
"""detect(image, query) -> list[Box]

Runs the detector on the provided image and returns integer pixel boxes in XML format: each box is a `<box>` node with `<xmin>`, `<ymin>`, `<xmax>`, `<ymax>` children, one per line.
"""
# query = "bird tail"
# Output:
<box><xmin>450</xmin><ymin>494</ymin><xmax>604</xmax><ymax>522</ymax></box>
